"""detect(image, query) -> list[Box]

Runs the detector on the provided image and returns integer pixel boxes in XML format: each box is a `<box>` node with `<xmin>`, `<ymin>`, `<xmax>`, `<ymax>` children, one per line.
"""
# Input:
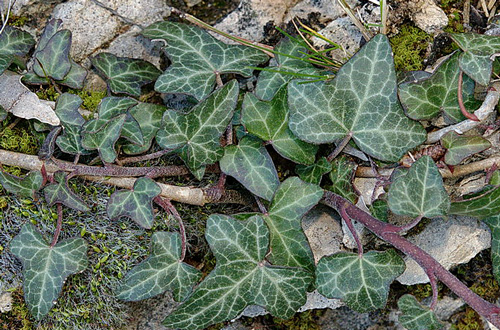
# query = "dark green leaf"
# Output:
<box><xmin>450</xmin><ymin>185</ymin><xmax>500</xmax><ymax>219</ymax></box>
<box><xmin>54</xmin><ymin>93</ymin><xmax>85</xmax><ymax>126</ymax></box>
<box><xmin>441</xmin><ymin>131</ymin><xmax>491</xmax><ymax>165</ymax></box>
<box><xmin>163</xmin><ymin>214</ymin><xmax>313</xmax><ymax>330</ymax></box>
<box><xmin>296</xmin><ymin>157</ymin><xmax>332</xmax><ymax>185</ymax></box>
<box><xmin>220</xmin><ymin>135</ymin><xmax>279</xmax><ymax>201</ymax></box>
<box><xmin>116</xmin><ymin>231</ymin><xmax>201</xmax><ymax>301</ymax></box>
<box><xmin>58</xmin><ymin>59</ymin><xmax>87</xmax><ymax>89</ymax></box>
<box><xmin>369</xmin><ymin>199</ymin><xmax>389</xmax><ymax>223</ymax></box>
<box><xmin>123</xmin><ymin>102</ymin><xmax>165</xmax><ymax>155</ymax></box>
<box><xmin>44</xmin><ymin>171</ymin><xmax>89</xmax><ymax>212</ymax></box>
<box><xmin>107</xmin><ymin>177</ymin><xmax>161</xmax><ymax>229</ymax></box>
<box><xmin>242</xmin><ymin>86</ymin><xmax>318</xmax><ymax>164</ymax></box>
<box><xmin>33</xmin><ymin>30</ymin><xmax>72</xmax><ymax>81</ymax></box>
<box><xmin>10</xmin><ymin>223</ymin><xmax>88</xmax><ymax>320</ymax></box>
<box><xmin>0</xmin><ymin>25</ymin><xmax>35</xmax><ymax>74</ymax></box>
<box><xmin>388</xmin><ymin>156</ymin><xmax>449</xmax><ymax>218</ymax></box>
<box><xmin>255</xmin><ymin>37</ymin><xmax>322</xmax><ymax>100</ymax></box>
<box><xmin>316</xmin><ymin>250</ymin><xmax>405</xmax><ymax>313</ymax></box>
<box><xmin>142</xmin><ymin>21</ymin><xmax>268</xmax><ymax>100</ymax></box>
<box><xmin>0</xmin><ymin>105</ymin><xmax>6</xmax><ymax>121</ymax></box>
<box><xmin>399</xmin><ymin>52</ymin><xmax>479</xmax><ymax>122</ymax></box>
<box><xmin>450</xmin><ymin>33</ymin><xmax>500</xmax><ymax>85</ymax></box>
<box><xmin>327</xmin><ymin>155</ymin><xmax>358</xmax><ymax>203</ymax></box>
<box><xmin>398</xmin><ymin>294</ymin><xmax>443</xmax><ymax>330</ymax></box>
<box><xmin>91</xmin><ymin>52</ymin><xmax>161</xmax><ymax>97</ymax></box>
<box><xmin>288</xmin><ymin>34</ymin><xmax>426</xmax><ymax>162</ymax></box>
<box><xmin>156</xmin><ymin>80</ymin><xmax>239</xmax><ymax>179</ymax></box>
<box><xmin>0</xmin><ymin>170</ymin><xmax>42</xmax><ymax>198</ymax></box>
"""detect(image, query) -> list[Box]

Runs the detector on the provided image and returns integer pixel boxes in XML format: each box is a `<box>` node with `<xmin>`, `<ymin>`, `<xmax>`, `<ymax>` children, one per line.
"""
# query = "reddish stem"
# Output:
<box><xmin>327</xmin><ymin>131</ymin><xmax>353</xmax><ymax>162</ymax></box>
<box><xmin>50</xmin><ymin>203</ymin><xmax>63</xmax><ymax>247</ymax></box>
<box><xmin>429</xmin><ymin>273</ymin><xmax>439</xmax><ymax>310</ymax></box>
<box><xmin>340</xmin><ymin>202</ymin><xmax>363</xmax><ymax>257</ymax></box>
<box><xmin>458</xmin><ymin>71</ymin><xmax>480</xmax><ymax>121</ymax></box>
<box><xmin>255</xmin><ymin>196</ymin><xmax>268</xmax><ymax>215</ymax></box>
<box><xmin>154</xmin><ymin>196</ymin><xmax>187</xmax><ymax>261</ymax></box>
<box><xmin>322</xmin><ymin>191</ymin><xmax>500</xmax><ymax>327</ymax></box>
<box><xmin>117</xmin><ymin>149</ymin><xmax>171</xmax><ymax>166</ymax></box>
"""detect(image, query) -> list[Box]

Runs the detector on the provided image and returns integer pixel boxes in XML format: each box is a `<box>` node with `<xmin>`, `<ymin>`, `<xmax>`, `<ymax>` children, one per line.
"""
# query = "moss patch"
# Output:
<box><xmin>390</xmin><ymin>25</ymin><xmax>431</xmax><ymax>72</ymax></box>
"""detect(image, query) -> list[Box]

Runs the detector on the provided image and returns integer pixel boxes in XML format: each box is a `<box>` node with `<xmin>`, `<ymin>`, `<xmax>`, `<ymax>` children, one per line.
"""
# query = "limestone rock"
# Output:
<box><xmin>285</xmin><ymin>0</ymin><xmax>359</xmax><ymax>23</ymax></box>
<box><xmin>0</xmin><ymin>291</ymin><xmax>12</xmax><ymax>313</ymax></box>
<box><xmin>91</xmin><ymin>0</ymin><xmax>171</xmax><ymax>26</ymax></box>
<box><xmin>397</xmin><ymin>216</ymin><xmax>491</xmax><ymax>285</ymax></box>
<box><xmin>390</xmin><ymin>0</ymin><xmax>448</xmax><ymax>35</ymax></box>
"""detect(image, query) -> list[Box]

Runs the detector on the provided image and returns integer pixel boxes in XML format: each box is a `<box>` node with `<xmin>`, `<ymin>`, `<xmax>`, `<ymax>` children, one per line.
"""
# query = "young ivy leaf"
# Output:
<box><xmin>10</xmin><ymin>223</ymin><xmax>88</xmax><ymax>320</ymax></box>
<box><xmin>122</xmin><ymin>102</ymin><xmax>165</xmax><ymax>155</ymax></box>
<box><xmin>91</xmin><ymin>52</ymin><xmax>161</xmax><ymax>97</ymax></box>
<box><xmin>399</xmin><ymin>51</ymin><xmax>479</xmax><ymax>123</ymax></box>
<box><xmin>483</xmin><ymin>214</ymin><xmax>500</xmax><ymax>283</ymax></box>
<box><xmin>156</xmin><ymin>80</ymin><xmax>239</xmax><ymax>179</ymax></box>
<box><xmin>327</xmin><ymin>155</ymin><xmax>358</xmax><ymax>204</ymax></box>
<box><xmin>54</xmin><ymin>93</ymin><xmax>89</xmax><ymax>156</ymax></box>
<box><xmin>44</xmin><ymin>171</ymin><xmax>89</xmax><ymax>212</ymax></box>
<box><xmin>441</xmin><ymin>131</ymin><xmax>491</xmax><ymax>165</ymax></box>
<box><xmin>388</xmin><ymin>156</ymin><xmax>449</xmax><ymax>218</ymax></box>
<box><xmin>219</xmin><ymin>135</ymin><xmax>280</xmax><ymax>201</ymax></box>
<box><xmin>288</xmin><ymin>34</ymin><xmax>426</xmax><ymax>163</ymax></box>
<box><xmin>295</xmin><ymin>157</ymin><xmax>332</xmax><ymax>185</ymax></box>
<box><xmin>316</xmin><ymin>250</ymin><xmax>405</xmax><ymax>313</ymax></box>
<box><xmin>449</xmin><ymin>33</ymin><xmax>500</xmax><ymax>85</ymax></box>
<box><xmin>106</xmin><ymin>177</ymin><xmax>161</xmax><ymax>229</ymax></box>
<box><xmin>255</xmin><ymin>37</ymin><xmax>322</xmax><ymax>101</ymax></box>
<box><xmin>263</xmin><ymin>177</ymin><xmax>323</xmax><ymax>270</ymax></box>
<box><xmin>141</xmin><ymin>21</ymin><xmax>268</xmax><ymax>101</ymax></box>
<box><xmin>116</xmin><ymin>231</ymin><xmax>201</xmax><ymax>301</ymax></box>
<box><xmin>449</xmin><ymin>185</ymin><xmax>500</xmax><ymax>219</ymax></box>
<box><xmin>81</xmin><ymin>97</ymin><xmax>143</xmax><ymax>163</ymax></box>
<box><xmin>0</xmin><ymin>170</ymin><xmax>43</xmax><ymax>198</ymax></box>
<box><xmin>163</xmin><ymin>214</ymin><xmax>313</xmax><ymax>330</ymax></box>
<box><xmin>241</xmin><ymin>86</ymin><xmax>318</xmax><ymax>165</ymax></box>
<box><xmin>397</xmin><ymin>294</ymin><xmax>444</xmax><ymax>330</ymax></box>
<box><xmin>0</xmin><ymin>25</ymin><xmax>35</xmax><ymax>74</ymax></box>
<box><xmin>33</xmin><ymin>30</ymin><xmax>72</xmax><ymax>81</ymax></box>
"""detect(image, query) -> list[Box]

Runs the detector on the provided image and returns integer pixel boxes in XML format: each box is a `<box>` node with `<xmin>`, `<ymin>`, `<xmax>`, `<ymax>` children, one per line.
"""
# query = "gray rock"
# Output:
<box><xmin>0</xmin><ymin>291</ymin><xmax>12</xmax><ymax>313</ymax></box>
<box><xmin>91</xmin><ymin>0</ymin><xmax>171</xmax><ymax>26</ymax></box>
<box><xmin>285</xmin><ymin>0</ymin><xmax>359</xmax><ymax>23</ymax></box>
<box><xmin>397</xmin><ymin>216</ymin><xmax>491</xmax><ymax>285</ymax></box>
<box><xmin>433</xmin><ymin>296</ymin><xmax>465</xmax><ymax>321</ymax></box>
<box><xmin>411</xmin><ymin>0</ymin><xmax>448</xmax><ymax>34</ymax></box>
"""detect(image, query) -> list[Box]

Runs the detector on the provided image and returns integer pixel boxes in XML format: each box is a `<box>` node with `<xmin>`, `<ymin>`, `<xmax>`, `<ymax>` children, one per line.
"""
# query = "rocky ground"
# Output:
<box><xmin>1</xmin><ymin>0</ymin><xmax>500</xmax><ymax>329</ymax></box>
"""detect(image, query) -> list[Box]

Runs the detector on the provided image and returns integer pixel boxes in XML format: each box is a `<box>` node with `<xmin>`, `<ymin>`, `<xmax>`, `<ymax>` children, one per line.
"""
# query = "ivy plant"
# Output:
<box><xmin>2</xmin><ymin>14</ymin><xmax>500</xmax><ymax>330</ymax></box>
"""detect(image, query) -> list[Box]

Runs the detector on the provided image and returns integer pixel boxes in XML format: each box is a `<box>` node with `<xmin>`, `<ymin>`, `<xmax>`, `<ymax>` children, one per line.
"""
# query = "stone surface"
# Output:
<box><xmin>51</xmin><ymin>0</ymin><xmax>122</xmax><ymax>62</ymax></box>
<box><xmin>0</xmin><ymin>291</ymin><xmax>12</xmax><ymax>313</ymax></box>
<box><xmin>124</xmin><ymin>291</ymin><xmax>178</xmax><ymax>330</ymax></box>
<box><xmin>93</xmin><ymin>0</ymin><xmax>171</xmax><ymax>26</ymax></box>
<box><xmin>397</xmin><ymin>215</ymin><xmax>491</xmax><ymax>285</ymax></box>
<box><xmin>390</xmin><ymin>0</ymin><xmax>448</xmax><ymax>35</ymax></box>
<box><xmin>285</xmin><ymin>0</ymin><xmax>359</xmax><ymax>23</ymax></box>
<box><xmin>433</xmin><ymin>296</ymin><xmax>465</xmax><ymax>321</ymax></box>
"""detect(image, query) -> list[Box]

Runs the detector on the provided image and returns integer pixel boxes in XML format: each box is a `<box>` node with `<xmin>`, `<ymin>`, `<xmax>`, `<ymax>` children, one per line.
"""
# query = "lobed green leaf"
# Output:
<box><xmin>295</xmin><ymin>157</ymin><xmax>332</xmax><ymax>185</ymax></box>
<box><xmin>43</xmin><ymin>171</ymin><xmax>90</xmax><ymax>212</ymax></box>
<box><xmin>0</xmin><ymin>170</ymin><xmax>42</xmax><ymax>198</ymax></box>
<box><xmin>327</xmin><ymin>155</ymin><xmax>358</xmax><ymax>204</ymax></box>
<box><xmin>449</xmin><ymin>185</ymin><xmax>500</xmax><ymax>219</ymax></box>
<box><xmin>441</xmin><ymin>131</ymin><xmax>491</xmax><ymax>165</ymax></box>
<box><xmin>0</xmin><ymin>25</ymin><xmax>35</xmax><ymax>74</ymax></box>
<box><xmin>397</xmin><ymin>294</ymin><xmax>443</xmax><ymax>330</ymax></box>
<box><xmin>33</xmin><ymin>30</ymin><xmax>72</xmax><ymax>81</ymax></box>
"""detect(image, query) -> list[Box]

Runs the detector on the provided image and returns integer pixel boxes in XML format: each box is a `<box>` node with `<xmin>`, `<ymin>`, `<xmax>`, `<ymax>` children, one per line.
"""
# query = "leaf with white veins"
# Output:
<box><xmin>398</xmin><ymin>294</ymin><xmax>443</xmax><ymax>330</ymax></box>
<box><xmin>316</xmin><ymin>250</ymin><xmax>405</xmax><ymax>313</ymax></box>
<box><xmin>107</xmin><ymin>177</ymin><xmax>161</xmax><ymax>229</ymax></box>
<box><xmin>116</xmin><ymin>231</ymin><xmax>201</xmax><ymax>301</ymax></box>
<box><xmin>44</xmin><ymin>171</ymin><xmax>89</xmax><ymax>212</ymax></box>
<box><xmin>220</xmin><ymin>135</ymin><xmax>279</xmax><ymax>201</ymax></box>
<box><xmin>288</xmin><ymin>34</ymin><xmax>426</xmax><ymax>162</ymax></box>
<box><xmin>296</xmin><ymin>157</ymin><xmax>332</xmax><ymax>185</ymax></box>
<box><xmin>163</xmin><ymin>214</ymin><xmax>313</xmax><ymax>330</ymax></box>
<box><xmin>0</xmin><ymin>25</ymin><xmax>35</xmax><ymax>74</ymax></box>
<box><xmin>10</xmin><ymin>223</ymin><xmax>88</xmax><ymax>320</ymax></box>
<box><xmin>0</xmin><ymin>170</ymin><xmax>42</xmax><ymax>198</ymax></box>
<box><xmin>441</xmin><ymin>131</ymin><xmax>491</xmax><ymax>165</ymax></box>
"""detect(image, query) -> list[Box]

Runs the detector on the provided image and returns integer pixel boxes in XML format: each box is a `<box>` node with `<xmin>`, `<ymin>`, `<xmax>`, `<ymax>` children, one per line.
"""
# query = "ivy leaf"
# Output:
<box><xmin>441</xmin><ymin>131</ymin><xmax>491</xmax><ymax>165</ymax></box>
<box><xmin>116</xmin><ymin>231</ymin><xmax>201</xmax><ymax>301</ymax></box>
<box><xmin>316</xmin><ymin>250</ymin><xmax>405</xmax><ymax>313</ymax></box>
<box><xmin>10</xmin><ymin>223</ymin><xmax>88</xmax><ymax>320</ymax></box>
<box><xmin>327</xmin><ymin>155</ymin><xmax>358</xmax><ymax>204</ymax></box>
<box><xmin>449</xmin><ymin>185</ymin><xmax>500</xmax><ymax>219</ymax></box>
<box><xmin>123</xmin><ymin>102</ymin><xmax>165</xmax><ymax>155</ymax></box>
<box><xmin>142</xmin><ymin>21</ymin><xmax>268</xmax><ymax>100</ymax></box>
<box><xmin>58</xmin><ymin>59</ymin><xmax>87</xmax><ymax>89</ymax></box>
<box><xmin>450</xmin><ymin>33</ymin><xmax>500</xmax><ymax>85</ymax></box>
<box><xmin>388</xmin><ymin>156</ymin><xmax>449</xmax><ymax>218</ymax></box>
<box><xmin>33</xmin><ymin>30</ymin><xmax>72</xmax><ymax>81</ymax></box>
<box><xmin>54</xmin><ymin>93</ymin><xmax>89</xmax><ymax>156</ymax></box>
<box><xmin>0</xmin><ymin>170</ymin><xmax>42</xmax><ymax>198</ymax></box>
<box><xmin>163</xmin><ymin>214</ymin><xmax>313</xmax><ymax>330</ymax></box>
<box><xmin>369</xmin><ymin>199</ymin><xmax>390</xmax><ymax>223</ymax></box>
<box><xmin>81</xmin><ymin>97</ymin><xmax>143</xmax><ymax>163</ymax></box>
<box><xmin>44</xmin><ymin>171</ymin><xmax>89</xmax><ymax>212</ymax></box>
<box><xmin>0</xmin><ymin>25</ymin><xmax>35</xmax><ymax>74</ymax></box>
<box><xmin>263</xmin><ymin>177</ymin><xmax>323</xmax><ymax>270</ymax></box>
<box><xmin>255</xmin><ymin>37</ymin><xmax>322</xmax><ymax>101</ymax></box>
<box><xmin>288</xmin><ymin>34</ymin><xmax>426</xmax><ymax>162</ymax></box>
<box><xmin>399</xmin><ymin>52</ymin><xmax>479</xmax><ymax>122</ymax></box>
<box><xmin>91</xmin><ymin>52</ymin><xmax>161</xmax><ymax>97</ymax></box>
<box><xmin>106</xmin><ymin>177</ymin><xmax>161</xmax><ymax>229</ymax></box>
<box><xmin>220</xmin><ymin>135</ymin><xmax>279</xmax><ymax>201</ymax></box>
<box><xmin>156</xmin><ymin>80</ymin><xmax>239</xmax><ymax>179</ymax></box>
<box><xmin>483</xmin><ymin>214</ymin><xmax>500</xmax><ymax>282</ymax></box>
<box><xmin>295</xmin><ymin>157</ymin><xmax>332</xmax><ymax>185</ymax></box>
<box><xmin>242</xmin><ymin>86</ymin><xmax>318</xmax><ymax>164</ymax></box>
<box><xmin>398</xmin><ymin>294</ymin><xmax>443</xmax><ymax>330</ymax></box>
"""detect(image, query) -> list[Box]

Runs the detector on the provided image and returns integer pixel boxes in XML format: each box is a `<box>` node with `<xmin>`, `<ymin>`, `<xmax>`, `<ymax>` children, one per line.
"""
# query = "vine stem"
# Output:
<box><xmin>458</xmin><ymin>70</ymin><xmax>479</xmax><ymax>121</ymax></box>
<box><xmin>116</xmin><ymin>149</ymin><xmax>171</xmax><ymax>166</ymax></box>
<box><xmin>50</xmin><ymin>203</ymin><xmax>63</xmax><ymax>247</ymax></box>
<box><xmin>322</xmin><ymin>191</ymin><xmax>500</xmax><ymax>327</ymax></box>
<box><xmin>339</xmin><ymin>202</ymin><xmax>363</xmax><ymax>257</ymax></box>
<box><xmin>326</xmin><ymin>131</ymin><xmax>353</xmax><ymax>162</ymax></box>
<box><xmin>154</xmin><ymin>196</ymin><xmax>187</xmax><ymax>261</ymax></box>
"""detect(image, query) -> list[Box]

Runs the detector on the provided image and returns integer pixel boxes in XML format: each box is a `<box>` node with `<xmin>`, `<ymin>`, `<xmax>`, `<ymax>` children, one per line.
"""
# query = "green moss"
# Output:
<box><xmin>7</xmin><ymin>14</ymin><xmax>29</xmax><ymax>27</ymax></box>
<box><xmin>270</xmin><ymin>310</ymin><xmax>323</xmax><ymax>330</ymax></box>
<box><xmin>35</xmin><ymin>86</ymin><xmax>60</xmax><ymax>102</ymax></box>
<box><xmin>452</xmin><ymin>307</ymin><xmax>482</xmax><ymax>330</ymax></box>
<box><xmin>0</xmin><ymin>288</ymin><xmax>33</xmax><ymax>330</ymax></box>
<box><xmin>444</xmin><ymin>10</ymin><xmax>465</xmax><ymax>34</ymax></box>
<box><xmin>68</xmin><ymin>89</ymin><xmax>107</xmax><ymax>113</ymax></box>
<box><xmin>390</xmin><ymin>25</ymin><xmax>431</xmax><ymax>72</ymax></box>
<box><xmin>0</xmin><ymin>126</ymin><xmax>39</xmax><ymax>155</ymax></box>
<box><xmin>406</xmin><ymin>283</ymin><xmax>432</xmax><ymax>300</ymax></box>
<box><xmin>440</xmin><ymin>0</ymin><xmax>462</xmax><ymax>11</ymax></box>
